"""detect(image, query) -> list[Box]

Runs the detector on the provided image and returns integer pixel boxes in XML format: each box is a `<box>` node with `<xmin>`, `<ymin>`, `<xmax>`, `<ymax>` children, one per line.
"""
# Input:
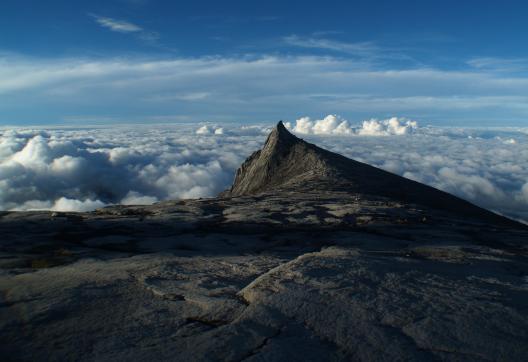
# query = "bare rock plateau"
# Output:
<box><xmin>1</xmin><ymin>122</ymin><xmax>527</xmax><ymax>361</ymax></box>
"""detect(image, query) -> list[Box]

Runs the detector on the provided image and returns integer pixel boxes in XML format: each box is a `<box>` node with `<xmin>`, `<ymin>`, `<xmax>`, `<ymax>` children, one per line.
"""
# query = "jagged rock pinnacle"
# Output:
<box><xmin>261</xmin><ymin>121</ymin><xmax>305</xmax><ymax>159</ymax></box>
<box><xmin>221</xmin><ymin>121</ymin><xmax>518</xmax><ymax>226</ymax></box>
<box><xmin>222</xmin><ymin>121</ymin><xmax>332</xmax><ymax>196</ymax></box>
<box><xmin>265</xmin><ymin>121</ymin><xmax>298</xmax><ymax>146</ymax></box>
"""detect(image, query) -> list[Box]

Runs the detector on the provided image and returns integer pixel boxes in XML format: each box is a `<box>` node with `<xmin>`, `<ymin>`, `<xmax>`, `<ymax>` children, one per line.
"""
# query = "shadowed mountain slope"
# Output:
<box><xmin>223</xmin><ymin>121</ymin><xmax>520</xmax><ymax>227</ymax></box>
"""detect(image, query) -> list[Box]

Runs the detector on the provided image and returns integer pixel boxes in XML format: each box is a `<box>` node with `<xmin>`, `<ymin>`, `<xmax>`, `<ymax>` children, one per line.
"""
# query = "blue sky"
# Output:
<box><xmin>1</xmin><ymin>0</ymin><xmax>528</xmax><ymax>126</ymax></box>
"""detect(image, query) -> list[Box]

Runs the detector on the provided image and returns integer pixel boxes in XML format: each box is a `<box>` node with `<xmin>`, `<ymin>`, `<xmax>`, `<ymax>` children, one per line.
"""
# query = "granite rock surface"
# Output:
<box><xmin>1</xmin><ymin>123</ymin><xmax>527</xmax><ymax>361</ymax></box>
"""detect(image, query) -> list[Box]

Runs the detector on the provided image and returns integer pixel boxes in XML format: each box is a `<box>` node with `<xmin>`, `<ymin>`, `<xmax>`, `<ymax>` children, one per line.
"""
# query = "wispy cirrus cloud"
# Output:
<box><xmin>282</xmin><ymin>34</ymin><xmax>414</xmax><ymax>64</ymax></box>
<box><xmin>283</xmin><ymin>34</ymin><xmax>378</xmax><ymax>56</ymax></box>
<box><xmin>89</xmin><ymin>14</ymin><xmax>168</xmax><ymax>50</ymax></box>
<box><xmin>146</xmin><ymin>92</ymin><xmax>211</xmax><ymax>102</ymax></box>
<box><xmin>2</xmin><ymin>53</ymin><xmax>528</xmax><ymax>125</ymax></box>
<box><xmin>91</xmin><ymin>14</ymin><xmax>143</xmax><ymax>33</ymax></box>
<box><xmin>467</xmin><ymin>57</ymin><xmax>528</xmax><ymax>73</ymax></box>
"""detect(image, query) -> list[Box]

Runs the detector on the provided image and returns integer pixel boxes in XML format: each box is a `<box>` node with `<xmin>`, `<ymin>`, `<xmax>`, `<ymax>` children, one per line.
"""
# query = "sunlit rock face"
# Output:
<box><xmin>1</xmin><ymin>123</ymin><xmax>527</xmax><ymax>361</ymax></box>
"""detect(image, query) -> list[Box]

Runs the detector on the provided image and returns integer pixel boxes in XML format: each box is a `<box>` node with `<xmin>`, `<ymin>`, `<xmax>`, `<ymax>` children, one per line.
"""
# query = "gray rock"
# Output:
<box><xmin>224</xmin><ymin>121</ymin><xmax>518</xmax><ymax>227</ymax></box>
<box><xmin>0</xmin><ymin>122</ymin><xmax>527</xmax><ymax>361</ymax></box>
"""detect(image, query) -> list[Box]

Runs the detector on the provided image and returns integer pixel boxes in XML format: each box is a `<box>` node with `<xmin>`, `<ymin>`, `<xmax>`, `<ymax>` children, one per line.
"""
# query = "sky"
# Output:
<box><xmin>1</xmin><ymin>0</ymin><xmax>528</xmax><ymax>126</ymax></box>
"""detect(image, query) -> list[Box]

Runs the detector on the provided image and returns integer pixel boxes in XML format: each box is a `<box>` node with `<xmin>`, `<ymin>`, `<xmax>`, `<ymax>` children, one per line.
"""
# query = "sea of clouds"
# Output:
<box><xmin>1</xmin><ymin>116</ymin><xmax>527</xmax><ymax>223</ymax></box>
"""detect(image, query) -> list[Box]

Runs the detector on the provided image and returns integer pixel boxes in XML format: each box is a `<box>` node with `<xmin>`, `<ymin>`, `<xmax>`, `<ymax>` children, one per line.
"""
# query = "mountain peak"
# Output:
<box><xmin>275</xmin><ymin>120</ymin><xmax>291</xmax><ymax>136</ymax></box>
<box><xmin>275</xmin><ymin>120</ymin><xmax>288</xmax><ymax>133</ymax></box>
<box><xmin>221</xmin><ymin>121</ymin><xmax>518</xmax><ymax>226</ymax></box>
<box><xmin>222</xmin><ymin>121</ymin><xmax>331</xmax><ymax>197</ymax></box>
<box><xmin>263</xmin><ymin>121</ymin><xmax>299</xmax><ymax>150</ymax></box>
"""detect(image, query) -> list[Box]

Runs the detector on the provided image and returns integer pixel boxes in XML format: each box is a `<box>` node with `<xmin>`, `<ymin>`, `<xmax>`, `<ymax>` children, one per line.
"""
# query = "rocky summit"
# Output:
<box><xmin>1</xmin><ymin>122</ymin><xmax>527</xmax><ymax>361</ymax></box>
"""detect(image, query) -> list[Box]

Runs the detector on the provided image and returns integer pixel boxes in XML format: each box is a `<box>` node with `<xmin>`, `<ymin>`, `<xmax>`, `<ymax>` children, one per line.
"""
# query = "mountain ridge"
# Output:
<box><xmin>223</xmin><ymin>121</ymin><xmax>521</xmax><ymax>227</ymax></box>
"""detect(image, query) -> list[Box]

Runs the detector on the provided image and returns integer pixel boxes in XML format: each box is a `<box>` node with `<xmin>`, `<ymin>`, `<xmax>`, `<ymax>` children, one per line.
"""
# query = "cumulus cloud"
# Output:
<box><xmin>357</xmin><ymin>117</ymin><xmax>417</xmax><ymax>136</ymax></box>
<box><xmin>287</xmin><ymin>115</ymin><xmax>353</xmax><ymax>135</ymax></box>
<box><xmin>121</xmin><ymin>191</ymin><xmax>158</xmax><ymax>205</ymax></box>
<box><xmin>195</xmin><ymin>125</ymin><xmax>210</xmax><ymax>135</ymax></box>
<box><xmin>52</xmin><ymin>198</ymin><xmax>106</xmax><ymax>212</ymax></box>
<box><xmin>196</xmin><ymin>125</ymin><xmax>224</xmax><ymax>135</ymax></box>
<box><xmin>0</xmin><ymin>123</ymin><xmax>527</xmax><ymax>224</ymax></box>
<box><xmin>286</xmin><ymin>115</ymin><xmax>417</xmax><ymax>136</ymax></box>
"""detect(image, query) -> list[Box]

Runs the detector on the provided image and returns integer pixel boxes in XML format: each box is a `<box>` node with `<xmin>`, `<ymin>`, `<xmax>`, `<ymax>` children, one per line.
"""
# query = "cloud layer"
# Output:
<box><xmin>1</xmin><ymin>119</ymin><xmax>527</xmax><ymax>223</ymax></box>
<box><xmin>2</xmin><ymin>53</ymin><xmax>528</xmax><ymax>125</ymax></box>
<box><xmin>0</xmin><ymin>124</ymin><xmax>264</xmax><ymax>212</ymax></box>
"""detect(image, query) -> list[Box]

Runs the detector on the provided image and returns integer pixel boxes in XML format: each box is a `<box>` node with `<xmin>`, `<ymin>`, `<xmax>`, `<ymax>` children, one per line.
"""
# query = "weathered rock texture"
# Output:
<box><xmin>1</xmin><ymin>122</ymin><xmax>527</xmax><ymax>361</ymax></box>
